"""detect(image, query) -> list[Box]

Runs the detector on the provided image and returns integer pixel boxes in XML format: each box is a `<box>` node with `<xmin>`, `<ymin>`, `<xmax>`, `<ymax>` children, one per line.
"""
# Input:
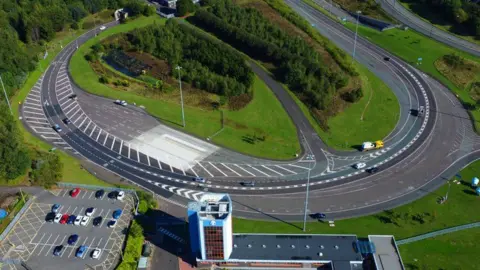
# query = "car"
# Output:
<box><xmin>353</xmin><ymin>162</ymin><xmax>366</xmax><ymax>169</ymax></box>
<box><xmin>418</xmin><ymin>106</ymin><xmax>425</xmax><ymax>117</ymax></box>
<box><xmin>60</xmin><ymin>214</ymin><xmax>69</xmax><ymax>224</ymax></box>
<box><xmin>63</xmin><ymin>118</ymin><xmax>71</xmax><ymax>125</ymax></box>
<box><xmin>93</xmin><ymin>216</ymin><xmax>103</xmax><ymax>226</ymax></box>
<box><xmin>81</xmin><ymin>216</ymin><xmax>90</xmax><ymax>226</ymax></box>
<box><xmin>193</xmin><ymin>177</ymin><xmax>206</xmax><ymax>183</ymax></box>
<box><xmin>108</xmin><ymin>191</ymin><xmax>118</xmax><ymax>199</ymax></box>
<box><xmin>384</xmin><ymin>56</ymin><xmax>390</xmax><ymax>61</ymax></box>
<box><xmin>116</xmin><ymin>191</ymin><xmax>125</xmax><ymax>201</ymax></box>
<box><xmin>67</xmin><ymin>215</ymin><xmax>76</xmax><ymax>225</ymax></box>
<box><xmin>367</xmin><ymin>167</ymin><xmax>379</xmax><ymax>174</ymax></box>
<box><xmin>240</xmin><ymin>181</ymin><xmax>255</xmax><ymax>187</ymax></box>
<box><xmin>51</xmin><ymin>204</ymin><xmax>61</xmax><ymax>213</ymax></box>
<box><xmin>54</xmin><ymin>213</ymin><xmax>62</xmax><ymax>223</ymax></box>
<box><xmin>112</xmin><ymin>209</ymin><xmax>122</xmax><ymax>219</ymax></box>
<box><xmin>74</xmin><ymin>215</ymin><xmax>83</xmax><ymax>226</ymax></box>
<box><xmin>45</xmin><ymin>212</ymin><xmax>56</xmax><ymax>223</ymax></box>
<box><xmin>95</xmin><ymin>189</ymin><xmax>105</xmax><ymax>199</ymax></box>
<box><xmin>69</xmin><ymin>94</ymin><xmax>77</xmax><ymax>100</ymax></box>
<box><xmin>52</xmin><ymin>124</ymin><xmax>62</xmax><ymax>132</ymax></box>
<box><xmin>311</xmin><ymin>213</ymin><xmax>326</xmax><ymax>219</ymax></box>
<box><xmin>68</xmin><ymin>234</ymin><xmax>79</xmax><ymax>245</ymax></box>
<box><xmin>85</xmin><ymin>207</ymin><xmax>96</xmax><ymax>217</ymax></box>
<box><xmin>114</xmin><ymin>100</ymin><xmax>127</xmax><ymax>106</ymax></box>
<box><xmin>70</xmin><ymin>188</ymin><xmax>80</xmax><ymax>197</ymax></box>
<box><xmin>99</xmin><ymin>26</ymin><xmax>106</xmax><ymax>31</ymax></box>
<box><xmin>107</xmin><ymin>219</ymin><xmax>117</xmax><ymax>228</ymax></box>
<box><xmin>91</xmin><ymin>248</ymin><xmax>102</xmax><ymax>259</ymax></box>
<box><xmin>76</xmin><ymin>245</ymin><xmax>87</xmax><ymax>258</ymax></box>
<box><xmin>53</xmin><ymin>245</ymin><xmax>64</xmax><ymax>256</ymax></box>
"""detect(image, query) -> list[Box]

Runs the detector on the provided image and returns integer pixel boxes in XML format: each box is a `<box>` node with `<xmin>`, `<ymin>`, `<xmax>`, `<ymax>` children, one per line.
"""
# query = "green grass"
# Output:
<box><xmin>10</xmin><ymin>14</ymin><xmax>115</xmax><ymax>188</ymax></box>
<box><xmin>234</xmin><ymin>159</ymin><xmax>480</xmax><ymax>239</ymax></box>
<box><xmin>399</xmin><ymin>228</ymin><xmax>480</xmax><ymax>270</ymax></box>
<box><xmin>69</xmin><ymin>16</ymin><xmax>300</xmax><ymax>160</ymax></box>
<box><xmin>284</xmin><ymin>63</ymin><xmax>399</xmax><ymax>150</ymax></box>
<box><xmin>0</xmin><ymin>193</ymin><xmax>28</xmax><ymax>235</ymax></box>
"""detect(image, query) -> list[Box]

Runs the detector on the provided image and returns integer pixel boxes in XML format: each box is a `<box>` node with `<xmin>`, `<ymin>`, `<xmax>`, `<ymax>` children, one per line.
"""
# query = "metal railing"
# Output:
<box><xmin>397</xmin><ymin>222</ymin><xmax>480</xmax><ymax>245</ymax></box>
<box><xmin>0</xmin><ymin>197</ymin><xmax>35</xmax><ymax>242</ymax></box>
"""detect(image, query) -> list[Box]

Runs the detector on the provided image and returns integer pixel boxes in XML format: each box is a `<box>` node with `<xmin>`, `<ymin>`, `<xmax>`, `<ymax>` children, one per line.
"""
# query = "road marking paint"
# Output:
<box><xmin>288</xmin><ymin>164</ymin><xmax>309</xmax><ymax>170</ymax></box>
<box><xmin>136</xmin><ymin>146</ymin><xmax>140</xmax><ymax>162</ymax></box>
<box><xmin>118</xmin><ymin>140</ymin><xmax>123</xmax><ymax>154</ymax></box>
<box><xmin>233</xmin><ymin>164</ymin><xmax>255</xmax><ymax>176</ymax></box>
<box><xmin>111</xmin><ymin>137</ymin><xmax>116</xmax><ymax>150</ymax></box>
<box><xmin>187</xmin><ymin>163</ymin><xmax>197</xmax><ymax>177</ymax></box>
<box><xmin>78</xmin><ymin>117</ymin><xmax>87</xmax><ymax>128</ymax></box>
<box><xmin>100</xmin><ymin>210</ymin><xmax>110</xmax><ymax>227</ymax></box>
<box><xmin>208</xmin><ymin>162</ymin><xmax>228</xmax><ymax>177</ymax></box>
<box><xmin>177</xmin><ymin>158</ymin><xmax>186</xmax><ymax>175</ymax></box>
<box><xmin>103</xmin><ymin>134</ymin><xmax>109</xmax><ymax>146</ymax></box>
<box><xmin>128</xmin><ymin>144</ymin><xmax>131</xmax><ymax>158</ymax></box>
<box><xmin>147</xmin><ymin>155</ymin><xmax>151</xmax><ymax>166</ymax></box>
<box><xmin>37</xmin><ymin>234</ymin><xmax>52</xmax><ymax>255</ymax></box>
<box><xmin>68</xmin><ymin>107</ymin><xmax>81</xmax><ymax>119</ymax></box>
<box><xmin>73</xmin><ymin>113</ymin><xmax>84</xmax><ymax>125</ymax></box>
<box><xmin>96</xmin><ymin>129</ymin><xmax>102</xmax><ymax>142</ymax></box>
<box><xmin>89</xmin><ymin>125</ymin><xmax>96</xmax><ymax>137</ymax></box>
<box><xmin>31</xmin><ymin>233</ymin><xmax>46</xmax><ymax>254</ymax></box>
<box><xmin>221</xmin><ymin>163</ymin><xmax>241</xmax><ymax>176</ymax></box>
<box><xmin>83</xmin><ymin>120</ymin><xmax>91</xmax><ymax>132</ymax></box>
<box><xmin>157</xmin><ymin>157</ymin><xmax>163</xmax><ymax>169</ymax></box>
<box><xmin>24</xmin><ymin>110</ymin><xmax>45</xmax><ymax>116</ymax></box>
<box><xmin>247</xmin><ymin>165</ymin><xmax>270</xmax><ymax>176</ymax></box>
<box><xmin>261</xmin><ymin>165</ymin><xmax>284</xmax><ymax>176</ymax></box>
<box><xmin>196</xmin><ymin>161</ymin><xmax>214</xmax><ymax>177</ymax></box>
<box><xmin>62</xmin><ymin>101</ymin><xmax>75</xmax><ymax>111</ymax></box>
<box><xmin>44</xmin><ymin>235</ymin><xmax>60</xmax><ymax>256</ymax></box>
<box><xmin>23</xmin><ymin>106</ymin><xmax>43</xmax><ymax>111</ymax></box>
<box><xmin>57</xmin><ymin>88</ymin><xmax>72</xmax><ymax>97</ymax></box>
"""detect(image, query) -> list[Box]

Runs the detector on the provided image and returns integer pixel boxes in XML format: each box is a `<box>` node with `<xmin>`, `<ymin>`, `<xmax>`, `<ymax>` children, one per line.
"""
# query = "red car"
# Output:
<box><xmin>60</xmin><ymin>214</ymin><xmax>69</xmax><ymax>224</ymax></box>
<box><xmin>70</xmin><ymin>188</ymin><xmax>80</xmax><ymax>198</ymax></box>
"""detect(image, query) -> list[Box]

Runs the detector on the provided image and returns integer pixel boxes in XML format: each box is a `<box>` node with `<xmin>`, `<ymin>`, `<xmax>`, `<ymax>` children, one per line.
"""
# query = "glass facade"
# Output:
<box><xmin>204</xmin><ymin>226</ymin><xmax>224</xmax><ymax>260</ymax></box>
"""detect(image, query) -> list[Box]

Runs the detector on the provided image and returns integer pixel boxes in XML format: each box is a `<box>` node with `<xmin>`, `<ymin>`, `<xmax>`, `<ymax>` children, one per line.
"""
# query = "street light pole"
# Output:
<box><xmin>176</xmin><ymin>65</ymin><xmax>185</xmax><ymax>127</ymax></box>
<box><xmin>445</xmin><ymin>181</ymin><xmax>451</xmax><ymax>201</ymax></box>
<box><xmin>0</xmin><ymin>74</ymin><xmax>13</xmax><ymax>115</ymax></box>
<box><xmin>352</xmin><ymin>10</ymin><xmax>362</xmax><ymax>64</ymax></box>
<box><xmin>303</xmin><ymin>161</ymin><xmax>313</xmax><ymax>232</ymax></box>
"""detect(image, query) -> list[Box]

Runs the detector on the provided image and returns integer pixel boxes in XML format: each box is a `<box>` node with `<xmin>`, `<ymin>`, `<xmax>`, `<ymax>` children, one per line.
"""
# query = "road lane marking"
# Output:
<box><xmin>261</xmin><ymin>165</ymin><xmax>284</xmax><ymax>176</ymax></box>
<box><xmin>196</xmin><ymin>161</ymin><xmax>214</xmax><ymax>177</ymax></box>
<box><xmin>275</xmin><ymin>165</ymin><xmax>296</xmax><ymax>174</ymax></box>
<box><xmin>111</xmin><ymin>137</ymin><xmax>116</xmax><ymax>150</ymax></box>
<box><xmin>233</xmin><ymin>164</ymin><xmax>255</xmax><ymax>176</ymax></box>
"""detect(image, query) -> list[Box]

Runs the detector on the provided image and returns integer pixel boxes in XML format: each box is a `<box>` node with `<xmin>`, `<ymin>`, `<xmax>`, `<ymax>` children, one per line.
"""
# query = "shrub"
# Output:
<box><xmin>71</xmin><ymin>22</ymin><xmax>79</xmax><ymax>30</ymax></box>
<box><xmin>99</xmin><ymin>75</ymin><xmax>110</xmax><ymax>84</ymax></box>
<box><xmin>443</xmin><ymin>53</ymin><xmax>465</xmax><ymax>68</ymax></box>
<box><xmin>341</xmin><ymin>88</ymin><xmax>363</xmax><ymax>103</ymax></box>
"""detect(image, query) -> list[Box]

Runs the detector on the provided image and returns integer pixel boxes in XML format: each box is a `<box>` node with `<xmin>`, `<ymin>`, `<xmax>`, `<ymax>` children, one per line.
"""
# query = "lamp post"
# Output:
<box><xmin>445</xmin><ymin>181</ymin><xmax>451</xmax><ymax>201</ymax></box>
<box><xmin>0</xmin><ymin>74</ymin><xmax>13</xmax><ymax>115</ymax></box>
<box><xmin>302</xmin><ymin>132</ymin><xmax>316</xmax><ymax>232</ymax></box>
<box><xmin>352</xmin><ymin>10</ymin><xmax>362</xmax><ymax>64</ymax></box>
<box><xmin>176</xmin><ymin>65</ymin><xmax>185</xmax><ymax>127</ymax></box>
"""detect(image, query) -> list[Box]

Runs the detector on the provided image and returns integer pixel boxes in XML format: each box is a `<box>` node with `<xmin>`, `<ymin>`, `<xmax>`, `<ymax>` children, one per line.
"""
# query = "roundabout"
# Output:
<box><xmin>21</xmin><ymin>2</ymin><xmax>480</xmax><ymax>221</ymax></box>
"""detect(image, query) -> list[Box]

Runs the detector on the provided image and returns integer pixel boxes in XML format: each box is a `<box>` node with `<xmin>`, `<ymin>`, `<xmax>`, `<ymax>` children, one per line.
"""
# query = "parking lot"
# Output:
<box><xmin>0</xmin><ymin>188</ymin><xmax>135</xmax><ymax>270</ymax></box>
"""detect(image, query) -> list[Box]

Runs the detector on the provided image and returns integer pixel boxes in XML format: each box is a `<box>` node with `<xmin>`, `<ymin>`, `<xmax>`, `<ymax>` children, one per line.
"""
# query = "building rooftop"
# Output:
<box><xmin>229</xmin><ymin>233</ymin><xmax>363</xmax><ymax>266</ymax></box>
<box><xmin>188</xmin><ymin>193</ymin><xmax>231</xmax><ymax>220</ymax></box>
<box><xmin>368</xmin><ymin>236</ymin><xmax>405</xmax><ymax>270</ymax></box>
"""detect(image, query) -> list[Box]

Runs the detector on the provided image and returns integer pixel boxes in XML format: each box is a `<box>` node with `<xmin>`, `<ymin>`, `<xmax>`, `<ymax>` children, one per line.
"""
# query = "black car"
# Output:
<box><xmin>95</xmin><ymin>189</ymin><xmax>105</xmax><ymax>199</ymax></box>
<box><xmin>93</xmin><ymin>216</ymin><xmax>103</xmax><ymax>226</ymax></box>
<box><xmin>367</xmin><ymin>167</ymin><xmax>379</xmax><ymax>174</ymax></box>
<box><xmin>108</xmin><ymin>191</ymin><xmax>118</xmax><ymax>199</ymax></box>
<box><xmin>384</xmin><ymin>56</ymin><xmax>390</xmax><ymax>61</ymax></box>
<box><xmin>69</xmin><ymin>94</ymin><xmax>77</xmax><ymax>100</ymax></box>
<box><xmin>63</xmin><ymin>118</ymin><xmax>71</xmax><ymax>125</ymax></box>
<box><xmin>45</xmin><ymin>212</ymin><xmax>56</xmax><ymax>223</ymax></box>
<box><xmin>311</xmin><ymin>213</ymin><xmax>326</xmax><ymax>219</ymax></box>
<box><xmin>240</xmin><ymin>181</ymin><xmax>255</xmax><ymax>187</ymax></box>
<box><xmin>53</xmin><ymin>245</ymin><xmax>64</xmax><ymax>256</ymax></box>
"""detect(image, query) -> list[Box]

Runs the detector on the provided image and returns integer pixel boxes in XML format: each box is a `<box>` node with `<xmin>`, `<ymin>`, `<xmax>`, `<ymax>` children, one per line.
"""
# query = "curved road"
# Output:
<box><xmin>378</xmin><ymin>0</ymin><xmax>480</xmax><ymax>57</ymax></box>
<box><xmin>20</xmin><ymin>3</ymin><xmax>480</xmax><ymax>221</ymax></box>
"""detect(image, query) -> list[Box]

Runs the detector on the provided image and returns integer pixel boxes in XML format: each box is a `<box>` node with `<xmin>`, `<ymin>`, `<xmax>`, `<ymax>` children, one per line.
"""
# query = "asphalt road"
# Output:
<box><xmin>24</xmin><ymin>7</ymin><xmax>479</xmax><ymax>221</ymax></box>
<box><xmin>377</xmin><ymin>0</ymin><xmax>480</xmax><ymax>57</ymax></box>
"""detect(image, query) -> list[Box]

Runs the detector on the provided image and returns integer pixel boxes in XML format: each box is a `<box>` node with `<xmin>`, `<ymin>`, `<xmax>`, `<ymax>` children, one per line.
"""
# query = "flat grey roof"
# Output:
<box><xmin>229</xmin><ymin>234</ymin><xmax>363</xmax><ymax>263</ymax></box>
<box><xmin>368</xmin><ymin>236</ymin><xmax>404</xmax><ymax>270</ymax></box>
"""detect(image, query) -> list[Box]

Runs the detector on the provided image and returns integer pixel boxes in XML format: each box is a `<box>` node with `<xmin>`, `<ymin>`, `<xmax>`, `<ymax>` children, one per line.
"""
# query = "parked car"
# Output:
<box><xmin>240</xmin><ymin>181</ymin><xmax>255</xmax><ymax>187</ymax></box>
<box><xmin>353</xmin><ymin>162</ymin><xmax>366</xmax><ymax>169</ymax></box>
<box><xmin>51</xmin><ymin>204</ymin><xmax>60</xmax><ymax>213</ymax></box>
<box><xmin>116</xmin><ymin>191</ymin><xmax>125</xmax><ymax>201</ymax></box>
<box><xmin>53</xmin><ymin>245</ymin><xmax>64</xmax><ymax>256</ymax></box>
<box><xmin>95</xmin><ymin>189</ymin><xmax>105</xmax><ymax>199</ymax></box>
<box><xmin>45</xmin><ymin>212</ymin><xmax>56</xmax><ymax>223</ymax></box>
<box><xmin>71</xmin><ymin>188</ymin><xmax>80</xmax><ymax>197</ymax></box>
<box><xmin>107</xmin><ymin>219</ymin><xmax>117</xmax><ymax>228</ymax></box>
<box><xmin>91</xmin><ymin>248</ymin><xmax>102</xmax><ymax>259</ymax></box>
<box><xmin>52</xmin><ymin>124</ymin><xmax>62</xmax><ymax>132</ymax></box>
<box><xmin>80</xmin><ymin>216</ymin><xmax>90</xmax><ymax>226</ymax></box>
<box><xmin>74</xmin><ymin>216</ymin><xmax>82</xmax><ymax>226</ymax></box>
<box><xmin>366</xmin><ymin>167</ymin><xmax>379</xmax><ymax>174</ymax></box>
<box><xmin>60</xmin><ymin>214</ymin><xmax>69</xmax><ymax>224</ymax></box>
<box><xmin>193</xmin><ymin>177</ymin><xmax>206</xmax><ymax>183</ymax></box>
<box><xmin>67</xmin><ymin>215</ymin><xmax>76</xmax><ymax>225</ymax></box>
<box><xmin>76</xmin><ymin>245</ymin><xmax>87</xmax><ymax>258</ymax></box>
<box><xmin>85</xmin><ymin>207</ymin><xmax>96</xmax><ymax>217</ymax></box>
<box><xmin>311</xmin><ymin>213</ymin><xmax>326</xmax><ymax>219</ymax></box>
<box><xmin>93</xmin><ymin>216</ymin><xmax>103</xmax><ymax>226</ymax></box>
<box><xmin>99</xmin><ymin>26</ymin><xmax>106</xmax><ymax>31</ymax></box>
<box><xmin>114</xmin><ymin>100</ymin><xmax>127</xmax><ymax>106</ymax></box>
<box><xmin>108</xmin><ymin>191</ymin><xmax>118</xmax><ymax>199</ymax></box>
<box><xmin>54</xmin><ymin>213</ymin><xmax>62</xmax><ymax>223</ymax></box>
<box><xmin>68</xmin><ymin>234</ymin><xmax>79</xmax><ymax>245</ymax></box>
<box><xmin>112</xmin><ymin>209</ymin><xmax>122</xmax><ymax>220</ymax></box>
<box><xmin>63</xmin><ymin>118</ymin><xmax>71</xmax><ymax>125</ymax></box>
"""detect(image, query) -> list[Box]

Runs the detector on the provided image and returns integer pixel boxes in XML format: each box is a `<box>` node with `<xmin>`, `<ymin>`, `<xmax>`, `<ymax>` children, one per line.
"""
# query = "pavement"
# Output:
<box><xmin>377</xmin><ymin>0</ymin><xmax>480</xmax><ymax>57</ymax></box>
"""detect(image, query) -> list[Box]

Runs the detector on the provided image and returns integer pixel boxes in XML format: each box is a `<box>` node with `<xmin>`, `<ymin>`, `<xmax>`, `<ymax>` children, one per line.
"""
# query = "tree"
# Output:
<box><xmin>129</xmin><ymin>220</ymin><xmax>144</xmax><ymax>237</ymax></box>
<box><xmin>176</xmin><ymin>0</ymin><xmax>195</xmax><ymax>17</ymax></box>
<box><xmin>30</xmin><ymin>151</ymin><xmax>63</xmax><ymax>188</ymax></box>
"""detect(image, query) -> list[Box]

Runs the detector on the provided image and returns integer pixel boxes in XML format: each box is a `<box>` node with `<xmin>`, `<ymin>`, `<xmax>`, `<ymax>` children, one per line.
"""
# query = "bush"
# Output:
<box><xmin>177</xmin><ymin>0</ymin><xmax>196</xmax><ymax>16</ymax></box>
<box><xmin>29</xmin><ymin>151</ymin><xmax>63</xmax><ymax>188</ymax></box>
<box><xmin>443</xmin><ymin>53</ymin><xmax>465</xmax><ymax>68</ymax></box>
<box><xmin>99</xmin><ymin>75</ymin><xmax>110</xmax><ymax>84</ymax></box>
<box><xmin>71</xmin><ymin>22</ymin><xmax>79</xmax><ymax>30</ymax></box>
<box><xmin>341</xmin><ymin>88</ymin><xmax>363</xmax><ymax>103</ymax></box>
<box><xmin>137</xmin><ymin>191</ymin><xmax>157</xmax><ymax>214</ymax></box>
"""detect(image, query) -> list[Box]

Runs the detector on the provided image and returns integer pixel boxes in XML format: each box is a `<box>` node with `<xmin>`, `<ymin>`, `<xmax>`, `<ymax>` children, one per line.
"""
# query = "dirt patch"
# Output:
<box><xmin>0</xmin><ymin>196</ymin><xmax>18</xmax><ymax>209</ymax></box>
<box><xmin>332</xmin><ymin>0</ymin><xmax>394</xmax><ymax>22</ymax></box>
<box><xmin>125</xmin><ymin>52</ymin><xmax>171</xmax><ymax>81</ymax></box>
<box><xmin>435</xmin><ymin>57</ymin><xmax>480</xmax><ymax>90</ymax></box>
<box><xmin>469</xmin><ymin>82</ymin><xmax>480</xmax><ymax>101</ymax></box>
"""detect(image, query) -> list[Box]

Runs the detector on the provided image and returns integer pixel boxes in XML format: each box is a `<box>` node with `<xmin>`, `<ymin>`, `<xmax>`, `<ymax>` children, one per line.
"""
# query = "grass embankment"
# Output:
<box><xmin>234</xmin><ymin>159</ymin><xmax>480</xmax><ymax>240</ymax></box>
<box><xmin>0</xmin><ymin>192</ymin><xmax>28</xmax><ymax>235</ymax></box>
<box><xmin>10</xmin><ymin>13</ymin><xmax>116</xmax><ymax>188</ymax></box>
<box><xmin>400</xmin><ymin>228</ymin><xmax>480</xmax><ymax>270</ymax></box>
<box><xmin>398</xmin><ymin>0</ymin><xmax>480</xmax><ymax>46</ymax></box>
<box><xmin>331</xmin><ymin>0</ymin><xmax>394</xmax><ymax>22</ymax></box>
<box><xmin>69</xmin><ymin>16</ymin><xmax>300</xmax><ymax>159</ymax></box>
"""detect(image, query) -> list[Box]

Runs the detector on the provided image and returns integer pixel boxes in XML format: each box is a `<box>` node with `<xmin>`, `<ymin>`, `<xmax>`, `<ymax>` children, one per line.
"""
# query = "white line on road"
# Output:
<box><xmin>44</xmin><ymin>235</ymin><xmax>60</xmax><ymax>256</ymax></box>
<box><xmin>73</xmin><ymin>113</ymin><xmax>84</xmax><ymax>125</ymax></box>
<box><xmin>128</xmin><ymin>144</ymin><xmax>131</xmax><ymax>159</ymax></box>
<box><xmin>247</xmin><ymin>165</ymin><xmax>270</xmax><ymax>176</ymax></box>
<box><xmin>275</xmin><ymin>165</ymin><xmax>297</xmax><ymax>174</ymax></box>
<box><xmin>111</xmin><ymin>137</ymin><xmax>116</xmax><ymax>150</ymax></box>
<box><xmin>89</xmin><ymin>125</ymin><xmax>96</xmax><ymax>137</ymax></box>
<box><xmin>208</xmin><ymin>162</ymin><xmax>228</xmax><ymax>177</ymax></box>
<box><xmin>233</xmin><ymin>164</ymin><xmax>255</xmax><ymax>176</ymax></box>
<box><xmin>136</xmin><ymin>146</ymin><xmax>140</xmax><ymax>162</ymax></box>
<box><xmin>288</xmin><ymin>164</ymin><xmax>309</xmax><ymax>170</ymax></box>
<box><xmin>221</xmin><ymin>163</ymin><xmax>241</xmax><ymax>176</ymax></box>
<box><xmin>83</xmin><ymin>120</ymin><xmax>91</xmax><ymax>132</ymax></box>
<box><xmin>96</xmin><ymin>129</ymin><xmax>102</xmax><ymax>142</ymax></box>
<box><xmin>103</xmin><ymin>134</ymin><xmax>109</xmax><ymax>146</ymax></box>
<box><xmin>157</xmin><ymin>158</ymin><xmax>162</xmax><ymax>169</ymax></box>
<box><xmin>119</xmin><ymin>140</ymin><xmax>123</xmax><ymax>154</ymax></box>
<box><xmin>166</xmin><ymin>155</ymin><xmax>173</xmax><ymax>172</ymax></box>
<box><xmin>196</xmin><ymin>161</ymin><xmax>214</xmax><ymax>177</ymax></box>
<box><xmin>261</xmin><ymin>165</ymin><xmax>284</xmax><ymax>176</ymax></box>
<box><xmin>187</xmin><ymin>163</ymin><xmax>198</xmax><ymax>177</ymax></box>
<box><xmin>78</xmin><ymin>117</ymin><xmax>87</xmax><ymax>128</ymax></box>
<box><xmin>37</xmin><ymin>234</ymin><xmax>52</xmax><ymax>255</ymax></box>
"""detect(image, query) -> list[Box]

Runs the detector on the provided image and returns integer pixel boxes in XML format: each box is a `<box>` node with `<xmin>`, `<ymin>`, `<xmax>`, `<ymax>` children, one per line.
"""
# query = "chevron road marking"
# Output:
<box><xmin>262</xmin><ymin>165</ymin><xmax>284</xmax><ymax>176</ymax></box>
<box><xmin>248</xmin><ymin>165</ymin><xmax>270</xmax><ymax>176</ymax></box>
<box><xmin>289</xmin><ymin>164</ymin><xmax>309</xmax><ymax>170</ymax></box>
<box><xmin>196</xmin><ymin>161</ymin><xmax>214</xmax><ymax>177</ymax></box>
<box><xmin>234</xmin><ymin>164</ymin><xmax>255</xmax><ymax>176</ymax></box>
<box><xmin>221</xmin><ymin>163</ymin><xmax>241</xmax><ymax>176</ymax></box>
<box><xmin>275</xmin><ymin>165</ymin><xmax>297</xmax><ymax>174</ymax></box>
<box><xmin>208</xmin><ymin>162</ymin><xmax>228</xmax><ymax>177</ymax></box>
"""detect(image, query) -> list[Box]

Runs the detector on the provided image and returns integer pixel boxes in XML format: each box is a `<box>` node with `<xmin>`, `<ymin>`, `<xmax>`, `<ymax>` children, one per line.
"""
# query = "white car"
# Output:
<box><xmin>54</xmin><ymin>214</ymin><xmax>62</xmax><ymax>223</ymax></box>
<box><xmin>85</xmin><ymin>207</ymin><xmax>96</xmax><ymax>217</ymax></box>
<box><xmin>107</xmin><ymin>219</ymin><xmax>117</xmax><ymax>228</ymax></box>
<box><xmin>92</xmin><ymin>248</ymin><xmax>102</xmax><ymax>259</ymax></box>
<box><xmin>99</xmin><ymin>26</ymin><xmax>106</xmax><ymax>31</ymax></box>
<box><xmin>354</xmin><ymin>162</ymin><xmax>366</xmax><ymax>169</ymax></box>
<box><xmin>74</xmin><ymin>216</ymin><xmax>83</xmax><ymax>226</ymax></box>
<box><xmin>80</xmin><ymin>216</ymin><xmax>90</xmax><ymax>226</ymax></box>
<box><xmin>117</xmin><ymin>191</ymin><xmax>125</xmax><ymax>201</ymax></box>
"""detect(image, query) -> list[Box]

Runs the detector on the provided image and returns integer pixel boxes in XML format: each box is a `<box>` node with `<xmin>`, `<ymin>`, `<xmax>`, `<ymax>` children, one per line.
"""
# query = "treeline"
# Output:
<box><xmin>0</xmin><ymin>0</ymin><xmax>149</xmax><ymax>101</ymax></box>
<box><xmin>403</xmin><ymin>0</ymin><xmax>480</xmax><ymax>38</ymax></box>
<box><xmin>190</xmin><ymin>0</ymin><xmax>349</xmax><ymax>110</ymax></box>
<box><xmin>125</xmin><ymin>20</ymin><xmax>254</xmax><ymax>97</ymax></box>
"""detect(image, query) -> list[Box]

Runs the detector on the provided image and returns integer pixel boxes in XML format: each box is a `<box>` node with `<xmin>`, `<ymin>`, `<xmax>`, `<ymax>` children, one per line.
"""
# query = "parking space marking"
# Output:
<box><xmin>209</xmin><ymin>162</ymin><xmax>228</xmax><ymax>177</ymax></box>
<box><xmin>275</xmin><ymin>165</ymin><xmax>296</xmax><ymax>174</ymax></box>
<box><xmin>68</xmin><ymin>242</ymin><xmax>76</xmax><ymax>258</ymax></box>
<box><xmin>44</xmin><ymin>235</ymin><xmax>60</xmax><ymax>256</ymax></box>
<box><xmin>234</xmin><ymin>164</ymin><xmax>256</xmax><ymax>176</ymax></box>
<box><xmin>111</xmin><ymin>137</ymin><xmax>116</xmax><ymax>150</ymax></box>
<box><xmin>81</xmin><ymin>191</ymin><xmax>88</xmax><ymax>199</ymax></box>
<box><xmin>221</xmin><ymin>163</ymin><xmax>242</xmax><ymax>176</ymax></box>
<box><xmin>196</xmin><ymin>161</ymin><xmax>214</xmax><ymax>177</ymax></box>
<box><xmin>88</xmin><ymin>191</ymin><xmax>94</xmax><ymax>199</ymax></box>
<box><xmin>100</xmin><ymin>210</ymin><xmax>111</xmax><ymax>227</ymax></box>
<box><xmin>262</xmin><ymin>165</ymin><xmax>284</xmax><ymax>176</ymax></box>
<box><xmin>37</xmin><ymin>234</ymin><xmax>52</xmax><ymax>255</ymax></box>
<box><xmin>78</xmin><ymin>207</ymin><xmax>84</xmax><ymax>216</ymax></box>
